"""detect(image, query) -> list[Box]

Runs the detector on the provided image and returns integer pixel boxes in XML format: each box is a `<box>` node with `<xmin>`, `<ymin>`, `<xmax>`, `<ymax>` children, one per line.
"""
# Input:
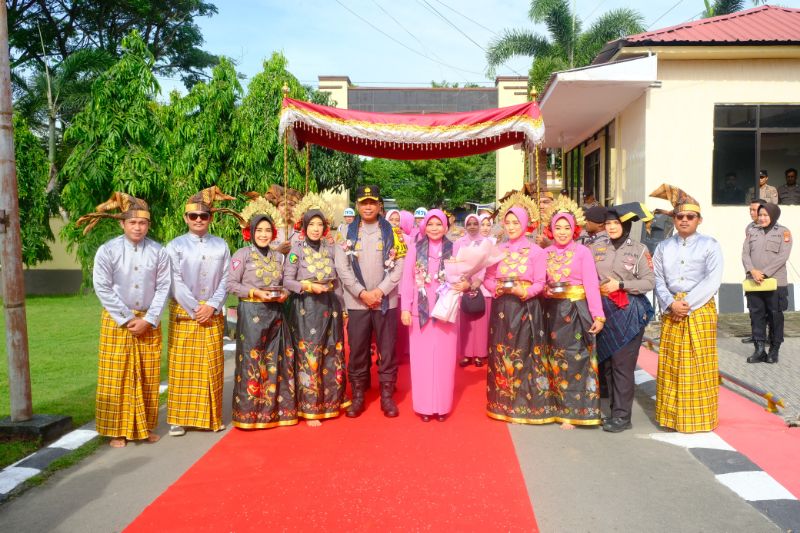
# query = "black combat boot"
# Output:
<box><xmin>766</xmin><ymin>343</ymin><xmax>781</xmax><ymax>364</ymax></box>
<box><xmin>746</xmin><ymin>341</ymin><xmax>767</xmax><ymax>363</ymax></box>
<box><xmin>380</xmin><ymin>382</ymin><xmax>399</xmax><ymax>418</ymax></box>
<box><xmin>346</xmin><ymin>381</ymin><xmax>366</xmax><ymax>418</ymax></box>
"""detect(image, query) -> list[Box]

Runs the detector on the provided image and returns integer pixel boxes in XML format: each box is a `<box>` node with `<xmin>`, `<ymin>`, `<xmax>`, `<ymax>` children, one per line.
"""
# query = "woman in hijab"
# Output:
<box><xmin>386</xmin><ymin>209</ymin><xmax>401</xmax><ymax>227</ymax></box>
<box><xmin>284</xmin><ymin>207</ymin><xmax>349</xmax><ymax>426</ymax></box>
<box><xmin>479</xmin><ymin>213</ymin><xmax>495</xmax><ymax>242</ymax></box>
<box><xmin>400</xmin><ymin>209</ymin><xmax>470</xmax><ymax>422</ymax></box>
<box><xmin>227</xmin><ymin>209</ymin><xmax>297</xmax><ymax>429</ymax></box>
<box><xmin>590</xmin><ymin>204</ymin><xmax>655</xmax><ymax>433</ymax></box>
<box><xmin>543</xmin><ymin>207</ymin><xmax>604</xmax><ymax>429</ymax></box>
<box><xmin>743</xmin><ymin>202</ymin><xmax>791</xmax><ymax>364</ymax></box>
<box><xmin>484</xmin><ymin>204</ymin><xmax>551</xmax><ymax>424</ymax></box>
<box><xmin>454</xmin><ymin>214</ymin><xmax>491</xmax><ymax>367</ymax></box>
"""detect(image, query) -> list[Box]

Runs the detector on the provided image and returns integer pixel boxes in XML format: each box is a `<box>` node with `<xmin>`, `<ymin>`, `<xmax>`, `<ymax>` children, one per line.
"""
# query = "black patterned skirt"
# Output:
<box><xmin>486</xmin><ymin>294</ymin><xmax>557</xmax><ymax>424</ymax></box>
<box><xmin>542</xmin><ymin>296</ymin><xmax>601</xmax><ymax>425</ymax></box>
<box><xmin>287</xmin><ymin>292</ymin><xmax>349</xmax><ymax>419</ymax></box>
<box><xmin>232</xmin><ymin>301</ymin><xmax>298</xmax><ymax>429</ymax></box>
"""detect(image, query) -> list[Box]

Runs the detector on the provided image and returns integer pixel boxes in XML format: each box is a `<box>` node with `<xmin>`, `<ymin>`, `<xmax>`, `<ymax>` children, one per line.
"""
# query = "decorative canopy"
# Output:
<box><xmin>279</xmin><ymin>97</ymin><xmax>545</xmax><ymax>160</ymax></box>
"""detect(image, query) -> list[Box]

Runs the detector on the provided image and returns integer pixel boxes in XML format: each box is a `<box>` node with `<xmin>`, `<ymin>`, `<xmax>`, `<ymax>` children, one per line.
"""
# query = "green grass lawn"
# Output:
<box><xmin>0</xmin><ymin>294</ymin><xmax>171</xmax><ymax>467</ymax></box>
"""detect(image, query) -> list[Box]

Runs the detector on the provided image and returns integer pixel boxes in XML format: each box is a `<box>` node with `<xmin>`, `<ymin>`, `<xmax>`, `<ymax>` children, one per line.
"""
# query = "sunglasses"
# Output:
<box><xmin>187</xmin><ymin>212</ymin><xmax>211</xmax><ymax>221</ymax></box>
<box><xmin>675</xmin><ymin>213</ymin><xmax>698</xmax><ymax>221</ymax></box>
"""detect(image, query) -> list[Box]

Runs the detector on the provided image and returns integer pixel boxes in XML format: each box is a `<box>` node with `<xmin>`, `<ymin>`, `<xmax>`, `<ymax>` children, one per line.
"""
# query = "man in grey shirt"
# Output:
<box><xmin>335</xmin><ymin>185</ymin><xmax>405</xmax><ymax>418</ymax></box>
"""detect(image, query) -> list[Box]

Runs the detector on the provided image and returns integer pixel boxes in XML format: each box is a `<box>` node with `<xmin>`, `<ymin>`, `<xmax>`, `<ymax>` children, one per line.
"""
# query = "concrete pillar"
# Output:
<box><xmin>495</xmin><ymin>76</ymin><xmax>529</xmax><ymax>201</ymax></box>
<box><xmin>316</xmin><ymin>76</ymin><xmax>352</xmax><ymax>223</ymax></box>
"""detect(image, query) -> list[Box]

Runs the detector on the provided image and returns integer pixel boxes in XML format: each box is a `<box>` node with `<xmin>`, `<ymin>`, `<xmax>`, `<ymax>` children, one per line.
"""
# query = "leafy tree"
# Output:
<box><xmin>14</xmin><ymin>115</ymin><xmax>53</xmax><ymax>266</ymax></box>
<box><xmin>60</xmin><ymin>31</ymin><xmax>167</xmax><ymax>275</ymax></box>
<box><xmin>228</xmin><ymin>52</ymin><xmax>360</xmax><ymax>197</ymax></box>
<box><xmin>702</xmin><ymin>0</ymin><xmax>744</xmax><ymax>17</ymax></box>
<box><xmin>362</xmin><ymin>153</ymin><xmax>495</xmax><ymax>210</ymax></box>
<box><xmin>485</xmin><ymin>0</ymin><xmax>645</xmax><ymax>93</ymax></box>
<box><xmin>14</xmin><ymin>48</ymin><xmax>114</xmax><ymax>194</ymax></box>
<box><xmin>160</xmin><ymin>57</ymin><xmax>242</xmax><ymax>243</ymax></box>
<box><xmin>8</xmin><ymin>0</ymin><xmax>219</xmax><ymax>86</ymax></box>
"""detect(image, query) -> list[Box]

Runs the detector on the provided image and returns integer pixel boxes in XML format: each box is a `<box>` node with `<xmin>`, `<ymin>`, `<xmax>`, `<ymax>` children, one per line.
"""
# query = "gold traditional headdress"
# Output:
<box><xmin>541</xmin><ymin>195</ymin><xmax>586</xmax><ymax>228</ymax></box>
<box><xmin>185</xmin><ymin>186</ymin><xmax>245</xmax><ymax>224</ymax></box>
<box><xmin>649</xmin><ymin>183</ymin><xmax>701</xmax><ymax>214</ymax></box>
<box><xmin>239</xmin><ymin>196</ymin><xmax>282</xmax><ymax>229</ymax></box>
<box><xmin>75</xmin><ymin>192</ymin><xmax>150</xmax><ymax>235</ymax></box>
<box><xmin>497</xmin><ymin>190</ymin><xmax>540</xmax><ymax>225</ymax></box>
<box><xmin>292</xmin><ymin>192</ymin><xmax>335</xmax><ymax>227</ymax></box>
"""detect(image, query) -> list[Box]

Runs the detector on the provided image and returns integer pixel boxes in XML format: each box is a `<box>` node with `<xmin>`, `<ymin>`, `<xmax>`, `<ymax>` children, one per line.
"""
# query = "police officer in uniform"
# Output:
<box><xmin>742</xmin><ymin>202</ymin><xmax>792</xmax><ymax>363</ymax></box>
<box><xmin>580</xmin><ymin>206</ymin><xmax>610</xmax><ymax>246</ymax></box>
<box><xmin>590</xmin><ymin>203</ymin><xmax>655</xmax><ymax>433</ymax></box>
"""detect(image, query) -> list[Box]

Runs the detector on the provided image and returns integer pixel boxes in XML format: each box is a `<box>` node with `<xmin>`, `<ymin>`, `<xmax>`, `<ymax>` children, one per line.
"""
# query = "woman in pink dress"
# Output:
<box><xmin>454</xmin><ymin>214</ymin><xmax>491</xmax><ymax>367</ymax></box>
<box><xmin>542</xmin><ymin>209</ymin><xmax>605</xmax><ymax>429</ymax></box>
<box><xmin>400</xmin><ymin>209</ymin><xmax>469</xmax><ymax>422</ymax></box>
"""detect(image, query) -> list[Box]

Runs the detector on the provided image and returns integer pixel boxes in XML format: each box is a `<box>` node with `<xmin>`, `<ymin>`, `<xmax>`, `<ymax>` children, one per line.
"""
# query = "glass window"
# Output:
<box><xmin>714</xmin><ymin>105</ymin><xmax>757</xmax><ymax>128</ymax></box>
<box><xmin>712</xmin><ymin>131</ymin><xmax>756</xmax><ymax>205</ymax></box>
<box><xmin>760</xmin><ymin>106</ymin><xmax>800</xmax><ymax>128</ymax></box>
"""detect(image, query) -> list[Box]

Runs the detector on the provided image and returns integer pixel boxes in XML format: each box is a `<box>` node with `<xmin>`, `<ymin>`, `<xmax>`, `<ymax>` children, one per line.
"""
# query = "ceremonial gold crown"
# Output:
<box><xmin>541</xmin><ymin>195</ymin><xmax>586</xmax><ymax>228</ymax></box>
<box><xmin>496</xmin><ymin>191</ymin><xmax>540</xmax><ymax>225</ymax></box>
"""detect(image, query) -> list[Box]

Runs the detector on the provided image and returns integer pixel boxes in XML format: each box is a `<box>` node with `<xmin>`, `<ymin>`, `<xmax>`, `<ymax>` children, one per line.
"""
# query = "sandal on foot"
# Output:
<box><xmin>109</xmin><ymin>438</ymin><xmax>127</xmax><ymax>448</ymax></box>
<box><xmin>458</xmin><ymin>357</ymin><xmax>473</xmax><ymax>367</ymax></box>
<box><xmin>147</xmin><ymin>431</ymin><xmax>161</xmax><ymax>443</ymax></box>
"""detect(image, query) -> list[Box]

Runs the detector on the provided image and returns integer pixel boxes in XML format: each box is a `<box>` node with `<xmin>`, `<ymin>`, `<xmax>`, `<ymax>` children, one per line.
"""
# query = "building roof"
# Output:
<box><xmin>594</xmin><ymin>5</ymin><xmax>800</xmax><ymax>64</ymax></box>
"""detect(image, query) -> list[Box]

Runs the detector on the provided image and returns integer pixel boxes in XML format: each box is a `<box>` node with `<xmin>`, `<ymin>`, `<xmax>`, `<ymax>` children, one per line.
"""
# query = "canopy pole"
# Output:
<box><xmin>282</xmin><ymin>83</ymin><xmax>290</xmax><ymax>236</ymax></box>
<box><xmin>305</xmin><ymin>144</ymin><xmax>311</xmax><ymax>195</ymax></box>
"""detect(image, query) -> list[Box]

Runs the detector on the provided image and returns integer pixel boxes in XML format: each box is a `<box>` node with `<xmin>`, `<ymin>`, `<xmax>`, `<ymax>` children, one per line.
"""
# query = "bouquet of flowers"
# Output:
<box><xmin>431</xmin><ymin>239</ymin><xmax>505</xmax><ymax>322</ymax></box>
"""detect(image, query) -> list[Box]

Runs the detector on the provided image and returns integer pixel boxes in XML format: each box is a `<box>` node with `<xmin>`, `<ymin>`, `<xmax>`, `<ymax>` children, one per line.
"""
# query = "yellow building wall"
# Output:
<box><xmin>30</xmin><ymin>217</ymin><xmax>80</xmax><ymax>270</ymax></box>
<box><xmin>612</xmin><ymin>93</ymin><xmax>648</xmax><ymax>206</ymax></box>
<box><xmin>495</xmin><ymin>77</ymin><xmax>528</xmax><ymax>200</ymax></box>
<box><xmin>643</xmin><ymin>58</ymin><xmax>800</xmax><ymax>286</ymax></box>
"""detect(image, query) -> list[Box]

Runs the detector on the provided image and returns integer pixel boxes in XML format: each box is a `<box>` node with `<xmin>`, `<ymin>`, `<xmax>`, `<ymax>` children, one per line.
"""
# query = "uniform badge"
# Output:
<box><xmin>232</xmin><ymin>259</ymin><xmax>241</xmax><ymax>271</ymax></box>
<box><xmin>784</xmin><ymin>230</ymin><xmax>792</xmax><ymax>243</ymax></box>
<box><xmin>288</xmin><ymin>252</ymin><xmax>298</xmax><ymax>264</ymax></box>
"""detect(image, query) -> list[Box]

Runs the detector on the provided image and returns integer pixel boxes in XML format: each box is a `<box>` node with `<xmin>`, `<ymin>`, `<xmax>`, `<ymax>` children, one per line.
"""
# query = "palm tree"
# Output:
<box><xmin>702</xmin><ymin>0</ymin><xmax>744</xmax><ymax>17</ymax></box>
<box><xmin>702</xmin><ymin>0</ymin><xmax>767</xmax><ymax>18</ymax></box>
<box><xmin>14</xmin><ymin>48</ymin><xmax>113</xmax><ymax>194</ymax></box>
<box><xmin>486</xmin><ymin>0</ymin><xmax>645</xmax><ymax>94</ymax></box>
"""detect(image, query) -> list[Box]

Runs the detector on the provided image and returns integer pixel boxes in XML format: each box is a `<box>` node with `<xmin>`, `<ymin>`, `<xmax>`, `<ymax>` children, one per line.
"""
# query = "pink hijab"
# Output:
<box><xmin>398</xmin><ymin>210</ymin><xmax>415</xmax><ymax>236</ymax></box>
<box><xmin>419</xmin><ymin>209</ymin><xmax>449</xmax><ymax>237</ymax></box>
<box><xmin>549</xmin><ymin>212</ymin><xmax>578</xmax><ymax>248</ymax></box>
<box><xmin>504</xmin><ymin>207</ymin><xmax>529</xmax><ymax>233</ymax></box>
<box><xmin>463</xmin><ymin>213</ymin><xmax>482</xmax><ymax>241</ymax></box>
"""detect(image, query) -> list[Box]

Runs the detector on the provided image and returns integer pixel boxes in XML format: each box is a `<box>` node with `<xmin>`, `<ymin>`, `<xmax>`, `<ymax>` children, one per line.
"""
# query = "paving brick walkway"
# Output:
<box><xmin>647</xmin><ymin>312</ymin><xmax>800</xmax><ymax>422</ymax></box>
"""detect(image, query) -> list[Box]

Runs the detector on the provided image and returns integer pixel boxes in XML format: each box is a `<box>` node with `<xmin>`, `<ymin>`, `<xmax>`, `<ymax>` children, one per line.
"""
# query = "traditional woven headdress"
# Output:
<box><xmin>497</xmin><ymin>191</ymin><xmax>540</xmax><ymax>226</ymax></box>
<box><xmin>292</xmin><ymin>192</ymin><xmax>335</xmax><ymax>229</ymax></box>
<box><xmin>185</xmin><ymin>186</ymin><xmax>245</xmax><ymax>224</ymax></box>
<box><xmin>75</xmin><ymin>192</ymin><xmax>150</xmax><ymax>235</ymax></box>
<box><xmin>251</xmin><ymin>184</ymin><xmax>302</xmax><ymax>210</ymax></box>
<box><xmin>540</xmin><ymin>195</ymin><xmax>585</xmax><ymax>228</ymax></box>
<box><xmin>649</xmin><ymin>183</ymin><xmax>701</xmax><ymax>215</ymax></box>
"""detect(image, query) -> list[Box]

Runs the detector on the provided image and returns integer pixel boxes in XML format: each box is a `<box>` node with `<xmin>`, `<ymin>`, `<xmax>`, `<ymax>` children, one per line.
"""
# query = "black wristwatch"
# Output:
<box><xmin>619</xmin><ymin>281</ymin><xmax>625</xmax><ymax>290</ymax></box>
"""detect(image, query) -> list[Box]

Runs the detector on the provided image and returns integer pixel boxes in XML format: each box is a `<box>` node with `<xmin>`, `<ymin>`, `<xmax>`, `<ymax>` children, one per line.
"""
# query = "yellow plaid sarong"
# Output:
<box><xmin>656</xmin><ymin>298</ymin><xmax>719</xmax><ymax>433</ymax></box>
<box><xmin>167</xmin><ymin>301</ymin><xmax>225</xmax><ymax>430</ymax></box>
<box><xmin>96</xmin><ymin>309</ymin><xmax>161</xmax><ymax>440</ymax></box>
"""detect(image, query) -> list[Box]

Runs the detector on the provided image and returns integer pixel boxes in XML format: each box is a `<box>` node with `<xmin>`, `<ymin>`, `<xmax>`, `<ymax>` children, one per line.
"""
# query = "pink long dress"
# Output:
<box><xmin>453</xmin><ymin>232</ymin><xmax>491</xmax><ymax>361</ymax></box>
<box><xmin>400</xmin><ymin>237</ymin><xmax>458</xmax><ymax>416</ymax></box>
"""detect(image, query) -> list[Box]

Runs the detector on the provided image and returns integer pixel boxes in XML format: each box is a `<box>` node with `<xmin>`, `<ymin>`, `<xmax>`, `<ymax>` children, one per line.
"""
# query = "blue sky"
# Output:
<box><xmin>159</xmin><ymin>0</ymin><xmax>800</xmax><ymax>92</ymax></box>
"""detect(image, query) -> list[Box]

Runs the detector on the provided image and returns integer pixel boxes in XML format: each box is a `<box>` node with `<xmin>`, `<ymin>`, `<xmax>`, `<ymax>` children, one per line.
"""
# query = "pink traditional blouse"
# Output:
<box><xmin>543</xmin><ymin>241</ymin><xmax>604</xmax><ymax>319</ymax></box>
<box><xmin>483</xmin><ymin>236</ymin><xmax>546</xmax><ymax>299</ymax></box>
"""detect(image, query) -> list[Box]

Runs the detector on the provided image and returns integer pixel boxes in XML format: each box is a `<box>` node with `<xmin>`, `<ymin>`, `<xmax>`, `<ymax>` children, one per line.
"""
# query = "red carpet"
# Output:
<box><xmin>126</xmin><ymin>362</ymin><xmax>538</xmax><ymax>532</ymax></box>
<box><xmin>638</xmin><ymin>347</ymin><xmax>800</xmax><ymax>499</ymax></box>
